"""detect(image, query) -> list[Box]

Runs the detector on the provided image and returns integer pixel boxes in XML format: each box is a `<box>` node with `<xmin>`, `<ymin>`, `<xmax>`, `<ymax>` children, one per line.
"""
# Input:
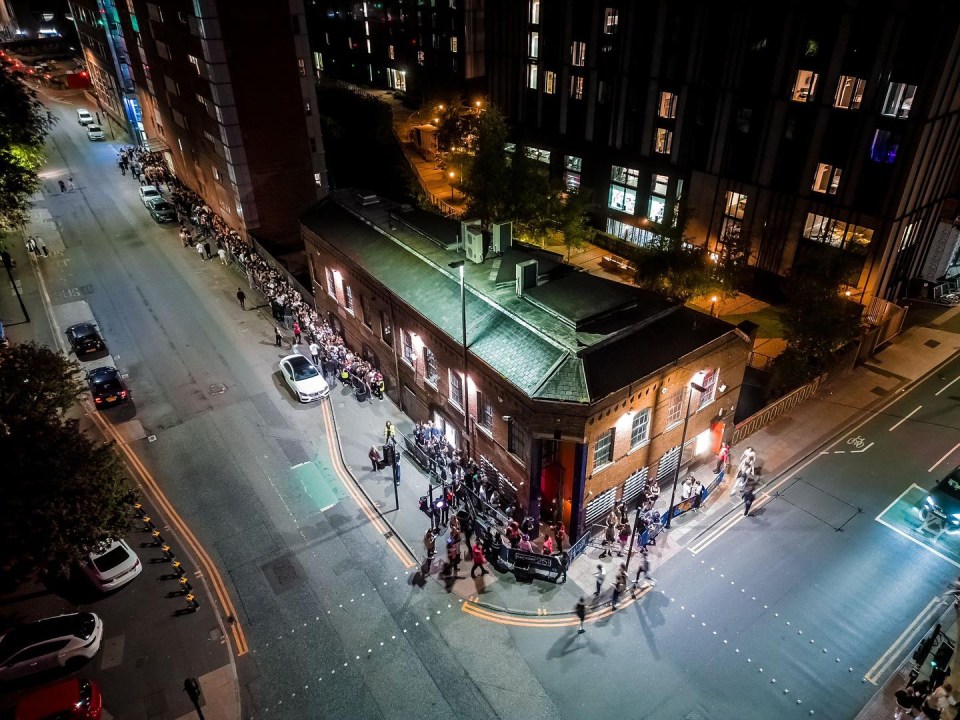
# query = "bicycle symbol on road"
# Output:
<box><xmin>823</xmin><ymin>435</ymin><xmax>874</xmax><ymax>455</ymax></box>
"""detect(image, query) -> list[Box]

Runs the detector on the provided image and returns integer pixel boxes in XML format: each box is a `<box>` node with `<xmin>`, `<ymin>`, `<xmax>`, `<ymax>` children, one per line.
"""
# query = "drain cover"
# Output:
<box><xmin>210</xmin><ymin>383</ymin><xmax>227</xmax><ymax>394</ymax></box>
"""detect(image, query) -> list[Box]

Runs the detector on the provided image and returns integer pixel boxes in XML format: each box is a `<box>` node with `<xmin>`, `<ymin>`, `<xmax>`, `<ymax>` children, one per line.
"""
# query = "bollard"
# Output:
<box><xmin>171</xmin><ymin>560</ymin><xmax>186</xmax><ymax>577</ymax></box>
<box><xmin>142</xmin><ymin>516</ymin><xmax>155</xmax><ymax>530</ymax></box>
<box><xmin>151</xmin><ymin>530</ymin><xmax>164</xmax><ymax>546</ymax></box>
<box><xmin>162</xmin><ymin>544</ymin><xmax>175</xmax><ymax>561</ymax></box>
<box><xmin>179</xmin><ymin>576</ymin><xmax>193</xmax><ymax>593</ymax></box>
<box><xmin>184</xmin><ymin>593</ymin><xmax>200</xmax><ymax>611</ymax></box>
<box><xmin>134</xmin><ymin>502</ymin><xmax>146</xmax><ymax>517</ymax></box>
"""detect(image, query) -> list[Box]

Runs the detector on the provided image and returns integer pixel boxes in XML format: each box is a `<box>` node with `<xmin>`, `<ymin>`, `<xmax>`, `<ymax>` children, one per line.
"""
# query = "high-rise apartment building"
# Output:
<box><xmin>486</xmin><ymin>0</ymin><xmax>960</xmax><ymax>303</ymax></box>
<box><xmin>306</xmin><ymin>0</ymin><xmax>485</xmax><ymax>98</ymax></box>
<box><xmin>72</xmin><ymin>0</ymin><xmax>329</xmax><ymax>248</ymax></box>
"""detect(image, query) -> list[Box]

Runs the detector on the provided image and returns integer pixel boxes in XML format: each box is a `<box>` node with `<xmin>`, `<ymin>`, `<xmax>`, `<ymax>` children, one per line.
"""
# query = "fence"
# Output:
<box><xmin>248</xmin><ymin>237</ymin><xmax>316</xmax><ymax>313</ymax></box>
<box><xmin>731</xmin><ymin>374</ymin><xmax>826</xmax><ymax>445</ymax></box>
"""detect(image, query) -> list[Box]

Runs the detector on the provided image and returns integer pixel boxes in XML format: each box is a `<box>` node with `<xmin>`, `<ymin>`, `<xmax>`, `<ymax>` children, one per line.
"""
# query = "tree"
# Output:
<box><xmin>0</xmin><ymin>63</ymin><xmax>53</xmax><ymax>231</ymax></box>
<box><xmin>632</xmin><ymin>233</ymin><xmax>716</xmax><ymax>301</ymax></box>
<box><xmin>462</xmin><ymin>106</ymin><xmax>510</xmax><ymax>226</ymax></box>
<box><xmin>772</xmin><ymin>250</ymin><xmax>863</xmax><ymax>389</ymax></box>
<box><xmin>713</xmin><ymin>219</ymin><xmax>752</xmax><ymax>298</ymax></box>
<box><xmin>0</xmin><ymin>343</ymin><xmax>134</xmax><ymax>581</ymax></box>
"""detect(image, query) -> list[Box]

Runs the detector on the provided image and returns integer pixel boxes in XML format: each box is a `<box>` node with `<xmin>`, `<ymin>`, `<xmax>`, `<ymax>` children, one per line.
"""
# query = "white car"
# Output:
<box><xmin>280</xmin><ymin>354</ymin><xmax>329</xmax><ymax>402</ymax></box>
<box><xmin>0</xmin><ymin>613</ymin><xmax>103</xmax><ymax>681</ymax></box>
<box><xmin>138</xmin><ymin>185</ymin><xmax>162</xmax><ymax>206</ymax></box>
<box><xmin>81</xmin><ymin>539</ymin><xmax>142</xmax><ymax>592</ymax></box>
<box><xmin>86</xmin><ymin>124</ymin><xmax>105</xmax><ymax>141</ymax></box>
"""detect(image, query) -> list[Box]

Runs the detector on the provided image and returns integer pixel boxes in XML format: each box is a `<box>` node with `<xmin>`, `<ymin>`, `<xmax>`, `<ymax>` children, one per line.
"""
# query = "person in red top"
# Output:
<box><xmin>715</xmin><ymin>442</ymin><xmax>731</xmax><ymax>474</ymax></box>
<box><xmin>471</xmin><ymin>542</ymin><xmax>489</xmax><ymax>578</ymax></box>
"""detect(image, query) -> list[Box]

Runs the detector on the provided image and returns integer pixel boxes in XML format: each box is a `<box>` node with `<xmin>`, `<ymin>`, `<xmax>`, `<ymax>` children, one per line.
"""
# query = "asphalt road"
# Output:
<box><xmin>19</xmin><ymin>91</ymin><xmax>960</xmax><ymax>720</ymax></box>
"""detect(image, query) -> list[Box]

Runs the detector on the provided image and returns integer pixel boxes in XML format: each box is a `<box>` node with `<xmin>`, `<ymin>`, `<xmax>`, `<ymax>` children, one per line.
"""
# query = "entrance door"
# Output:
<box><xmin>433</xmin><ymin>411</ymin><xmax>458</xmax><ymax>447</ymax></box>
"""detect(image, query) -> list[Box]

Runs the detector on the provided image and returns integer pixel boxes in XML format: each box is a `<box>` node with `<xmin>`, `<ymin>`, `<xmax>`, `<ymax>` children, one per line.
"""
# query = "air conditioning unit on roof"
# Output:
<box><xmin>461</xmin><ymin>219</ymin><xmax>484</xmax><ymax>264</ymax></box>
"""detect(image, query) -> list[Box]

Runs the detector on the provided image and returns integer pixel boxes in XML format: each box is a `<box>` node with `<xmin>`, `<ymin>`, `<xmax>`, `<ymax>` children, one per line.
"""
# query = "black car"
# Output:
<box><xmin>65</xmin><ymin>323</ymin><xmax>106</xmax><ymax>355</ymax></box>
<box><xmin>87</xmin><ymin>366</ymin><xmax>129</xmax><ymax>408</ymax></box>
<box><xmin>147</xmin><ymin>198</ymin><xmax>177</xmax><ymax>223</ymax></box>
<box><xmin>921</xmin><ymin>466</ymin><xmax>960</xmax><ymax>532</ymax></box>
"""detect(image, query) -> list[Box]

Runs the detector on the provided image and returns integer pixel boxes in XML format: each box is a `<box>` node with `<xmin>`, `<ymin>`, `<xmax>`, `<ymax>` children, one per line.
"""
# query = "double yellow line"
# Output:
<box><xmin>319</xmin><ymin>401</ymin><xmax>416</xmax><ymax>569</ymax></box>
<box><xmin>88</xmin><ymin>411</ymin><xmax>249</xmax><ymax>656</ymax></box>
<box><xmin>461</xmin><ymin>584</ymin><xmax>652</xmax><ymax>626</ymax></box>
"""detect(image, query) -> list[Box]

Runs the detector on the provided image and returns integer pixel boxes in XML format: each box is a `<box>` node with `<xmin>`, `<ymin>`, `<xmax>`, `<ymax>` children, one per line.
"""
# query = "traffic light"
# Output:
<box><xmin>933</xmin><ymin>641</ymin><xmax>955</xmax><ymax>669</ymax></box>
<box><xmin>914</xmin><ymin>624</ymin><xmax>940</xmax><ymax>665</ymax></box>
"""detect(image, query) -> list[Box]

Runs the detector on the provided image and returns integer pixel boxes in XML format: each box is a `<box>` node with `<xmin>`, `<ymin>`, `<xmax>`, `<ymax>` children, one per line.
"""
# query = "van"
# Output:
<box><xmin>76</xmin><ymin>109</ymin><xmax>93</xmax><ymax>125</ymax></box>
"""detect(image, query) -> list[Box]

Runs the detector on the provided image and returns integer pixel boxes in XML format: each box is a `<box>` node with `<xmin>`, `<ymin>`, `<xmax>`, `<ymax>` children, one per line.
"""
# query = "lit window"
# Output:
<box><xmin>603</xmin><ymin>8</ymin><xmax>618</xmax><ymax>34</ymax></box>
<box><xmin>528</xmin><ymin>31</ymin><xmax>539</xmax><ymax>58</ymax></box>
<box><xmin>571</xmin><ymin>41</ymin><xmax>586</xmax><ymax>67</ymax></box>
<box><xmin>834</xmin><ymin>75</ymin><xmax>865</xmax><ymax>110</ymax></box>
<box><xmin>665</xmin><ymin>388</ymin><xmax>685</xmax><ymax>426</ymax></box>
<box><xmin>526</xmin><ymin>63</ymin><xmax>538</xmax><ymax>90</ymax></box>
<box><xmin>882</xmin><ymin>82</ymin><xmax>917</xmax><ymax>118</ymax></box>
<box><xmin>564</xmin><ymin>172</ymin><xmax>581</xmax><ymax>192</ymax></box>
<box><xmin>648</xmin><ymin>196</ymin><xmax>666</xmax><ymax>222</ymax></box>
<box><xmin>658</xmin><ymin>91</ymin><xmax>677</xmax><ymax>119</ymax></box>
<box><xmin>344</xmin><ymin>285</ymin><xmax>354</xmax><ymax>312</ymax></box>
<box><xmin>651</xmin><ymin>174</ymin><xmax>669</xmax><ymax>195</ymax></box>
<box><xmin>870</xmin><ymin>129</ymin><xmax>900</xmax><ymax>164</ymax></box>
<box><xmin>608</xmin><ymin>185</ymin><xmax>637</xmax><ymax>214</ymax></box>
<box><xmin>811</xmin><ymin>163</ymin><xmax>842</xmax><ymax>194</ymax></box>
<box><xmin>448</xmin><ymin>370</ymin><xmax>464</xmax><ymax>410</ymax></box>
<box><xmin>544</xmin><ymin>70</ymin><xmax>557</xmax><ymax>95</ymax></box>
<box><xmin>450</xmin><ymin>37</ymin><xmax>458</xmax><ymax>53</ymax></box>
<box><xmin>570</xmin><ymin>75</ymin><xmax>584</xmax><ymax>100</ymax></box>
<box><xmin>304</xmin><ymin>101</ymin><xmax>312</xmax><ymax>116</ymax></box>
<box><xmin>424</xmin><ymin>348</ymin><xmax>439</xmax><ymax>385</ymax></box>
<box><xmin>188</xmin><ymin>54</ymin><xmax>201</xmax><ymax>74</ymax></box>
<box><xmin>654</xmin><ymin>128</ymin><xmax>673</xmax><ymax>154</ymax></box>
<box><xmin>790</xmin><ymin>69</ymin><xmax>819</xmax><ymax>102</ymax></box>
<box><xmin>607</xmin><ymin>217</ymin><xmax>656</xmax><ymax>247</ymax></box>
<box><xmin>297</xmin><ymin>58</ymin><xmax>306</xmax><ymax>77</ymax></box>
<box><xmin>723</xmin><ymin>191</ymin><xmax>747</xmax><ymax>220</ymax></box>
<box><xmin>611</xmin><ymin>165</ymin><xmax>640</xmax><ymax>187</ymax></box>
<box><xmin>325</xmin><ymin>268</ymin><xmax>337</xmax><ymax>299</ymax></box>
<box><xmin>802</xmin><ymin>213</ymin><xmax>873</xmax><ymax>254</ymax></box>
<box><xmin>594</xmin><ymin>428</ymin><xmax>615</xmax><ymax>468</ymax></box>
<box><xmin>388</xmin><ymin>44</ymin><xmax>395</xmax><ymax>60</ymax></box>
<box><xmin>697</xmin><ymin>370</ymin><xmax>718</xmax><ymax>409</ymax></box>
<box><xmin>417</xmin><ymin>50</ymin><xmax>425</xmax><ymax>65</ymax></box>
<box><xmin>529</xmin><ymin>0</ymin><xmax>540</xmax><ymax>24</ymax></box>
<box><xmin>524</xmin><ymin>146</ymin><xmax>551</xmax><ymax>164</ymax></box>
<box><xmin>401</xmin><ymin>329</ymin><xmax>414</xmax><ymax>364</ymax></box>
<box><xmin>565</xmin><ymin>155</ymin><xmax>582</xmax><ymax>172</ymax></box>
<box><xmin>630</xmin><ymin>409</ymin><xmax>650</xmax><ymax>448</ymax></box>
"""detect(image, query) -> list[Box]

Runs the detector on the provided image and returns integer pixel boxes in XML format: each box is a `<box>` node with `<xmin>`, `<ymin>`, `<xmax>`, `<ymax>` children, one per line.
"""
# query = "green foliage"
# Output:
<box><xmin>632</xmin><ymin>233</ymin><xmax>717</xmax><ymax>301</ymax></box>
<box><xmin>714</xmin><ymin>218</ymin><xmax>752</xmax><ymax>298</ymax></box>
<box><xmin>0</xmin><ymin>63</ymin><xmax>52</xmax><ymax>231</ymax></box>
<box><xmin>462</xmin><ymin>106</ymin><xmax>510</xmax><ymax>226</ymax></box>
<box><xmin>0</xmin><ymin>342</ymin><xmax>134</xmax><ymax>581</ymax></box>
<box><xmin>772</xmin><ymin>250</ymin><xmax>863</xmax><ymax>388</ymax></box>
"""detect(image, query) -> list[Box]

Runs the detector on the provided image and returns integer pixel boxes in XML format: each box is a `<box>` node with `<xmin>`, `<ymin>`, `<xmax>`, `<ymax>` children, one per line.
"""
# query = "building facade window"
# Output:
<box><xmin>424</xmin><ymin>347</ymin><xmax>439</xmax><ymax>385</ymax></box>
<box><xmin>529</xmin><ymin>0</ymin><xmax>540</xmax><ymax>24</ymax></box>
<box><xmin>544</xmin><ymin>70</ymin><xmax>557</xmax><ymax>94</ymax></box>
<box><xmin>834</xmin><ymin>76</ymin><xmax>865</xmax><ymax>109</ymax></box>
<box><xmin>565</xmin><ymin>155</ymin><xmax>582</xmax><ymax>172</ymax></box>
<box><xmin>564</xmin><ymin>172</ymin><xmax>581</xmax><ymax>193</ymax></box>
<box><xmin>526</xmin><ymin>63</ymin><xmax>538</xmax><ymax>89</ymax></box>
<box><xmin>882</xmin><ymin>82</ymin><xmax>917</xmax><ymax>118</ymax></box>
<box><xmin>608</xmin><ymin>165</ymin><xmax>639</xmax><ymax>214</ymax></box>
<box><xmin>790</xmin><ymin>69</ymin><xmax>819</xmax><ymax>102</ymax></box>
<box><xmin>344</xmin><ymin>284</ymin><xmax>354</xmax><ymax>312</ymax></box>
<box><xmin>401</xmin><ymin>329</ymin><xmax>414</xmax><ymax>364</ymax></box>
<box><xmin>607</xmin><ymin>217</ymin><xmax>655</xmax><ymax>246</ymax></box>
<box><xmin>802</xmin><ymin>213</ymin><xmax>873</xmax><ymax>254</ymax></box>
<box><xmin>649</xmin><ymin>174</ymin><xmax>669</xmax><ymax>222</ymax></box>
<box><xmin>380</xmin><ymin>310</ymin><xmax>392</xmax><ymax>344</ymax></box>
<box><xmin>603</xmin><ymin>7</ymin><xmax>618</xmax><ymax>34</ymax></box>
<box><xmin>448</xmin><ymin>370</ymin><xmax>463</xmax><ymax>409</ymax></box>
<box><xmin>325</xmin><ymin>267</ymin><xmax>337</xmax><ymax>299</ymax></box>
<box><xmin>450</xmin><ymin>37</ymin><xmax>458</xmax><ymax>53</ymax></box>
<box><xmin>476</xmin><ymin>391</ymin><xmax>493</xmax><ymax>429</ymax></box>
<box><xmin>594</xmin><ymin>428</ymin><xmax>615</xmax><ymax>468</ymax></box>
<box><xmin>571</xmin><ymin>41</ymin><xmax>586</xmax><ymax>67</ymax></box>
<box><xmin>654</xmin><ymin>128</ymin><xmax>673</xmax><ymax>155</ymax></box>
<box><xmin>658</xmin><ymin>91</ymin><xmax>677</xmax><ymax>119</ymax></box>
<box><xmin>525</xmin><ymin>146</ymin><xmax>551</xmax><ymax>164</ymax></box>
<box><xmin>630</xmin><ymin>409</ymin><xmax>650</xmax><ymax>448</ymax></box>
<box><xmin>697</xmin><ymin>369</ymin><xmax>718</xmax><ymax>409</ymax></box>
<box><xmin>665</xmin><ymin>388</ymin><xmax>685</xmax><ymax>426</ymax></box>
<box><xmin>360</xmin><ymin>295</ymin><xmax>372</xmax><ymax>327</ymax></box>
<box><xmin>508</xmin><ymin>419</ymin><xmax>529</xmax><ymax>462</ymax></box>
<box><xmin>719</xmin><ymin>191</ymin><xmax>747</xmax><ymax>257</ymax></box>
<box><xmin>569</xmin><ymin>75</ymin><xmax>584</xmax><ymax>100</ymax></box>
<box><xmin>528</xmin><ymin>31</ymin><xmax>539</xmax><ymax>58</ymax></box>
<box><xmin>812</xmin><ymin>163</ymin><xmax>842</xmax><ymax>194</ymax></box>
<box><xmin>388</xmin><ymin>44</ymin><xmax>395</xmax><ymax>60</ymax></box>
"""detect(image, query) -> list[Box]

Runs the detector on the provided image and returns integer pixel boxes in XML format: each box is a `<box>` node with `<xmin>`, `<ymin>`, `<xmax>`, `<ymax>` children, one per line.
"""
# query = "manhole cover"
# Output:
<box><xmin>262</xmin><ymin>554</ymin><xmax>304</xmax><ymax>594</ymax></box>
<box><xmin>210</xmin><ymin>383</ymin><xmax>227</xmax><ymax>394</ymax></box>
<box><xmin>273</xmin><ymin>558</ymin><xmax>298</xmax><ymax>585</ymax></box>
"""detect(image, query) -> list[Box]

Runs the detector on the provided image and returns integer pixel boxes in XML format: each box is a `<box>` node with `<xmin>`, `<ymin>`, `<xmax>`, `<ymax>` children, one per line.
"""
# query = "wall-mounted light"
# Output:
<box><xmin>718</xmin><ymin>383</ymin><xmax>727</xmax><ymax>393</ymax></box>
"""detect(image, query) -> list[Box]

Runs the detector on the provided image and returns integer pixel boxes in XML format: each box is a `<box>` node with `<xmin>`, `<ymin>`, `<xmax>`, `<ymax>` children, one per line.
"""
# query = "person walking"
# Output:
<box><xmin>203</xmin><ymin>240</ymin><xmax>212</xmax><ymax>260</ymax></box>
<box><xmin>236</xmin><ymin>288</ymin><xmax>246</xmax><ymax>309</ymax></box>
<box><xmin>445</xmin><ymin>537</ymin><xmax>461</xmax><ymax>578</ymax></box>
<box><xmin>218</xmin><ymin>247</ymin><xmax>227</xmax><ymax>265</ymax></box>
<box><xmin>633</xmin><ymin>549</ymin><xmax>654</xmax><ymax>586</ymax></box>
<box><xmin>470</xmin><ymin>541</ymin><xmax>489</xmax><ymax>578</ymax></box>
<box><xmin>594</xmin><ymin>564</ymin><xmax>606</xmax><ymax>597</ymax></box>
<box><xmin>575</xmin><ymin>597</ymin><xmax>587</xmax><ymax>633</ymax></box>
<box><xmin>384</xmin><ymin>421</ymin><xmax>396</xmax><ymax>442</ymax></box>
<box><xmin>196</xmin><ymin>241</ymin><xmax>205</xmax><ymax>261</ymax></box>
<box><xmin>611</xmin><ymin>564</ymin><xmax>627</xmax><ymax>610</ymax></box>
<box><xmin>274</xmin><ymin>325</ymin><xmax>283</xmax><ymax>348</ymax></box>
<box><xmin>368</xmin><ymin>445</ymin><xmax>381</xmax><ymax>471</ymax></box>
<box><xmin>292</xmin><ymin>321</ymin><xmax>302</xmax><ymax>344</ymax></box>
<box><xmin>423</xmin><ymin>528</ymin><xmax>436</xmax><ymax>560</ymax></box>
<box><xmin>67</xmin><ymin>177</ymin><xmax>76</xmax><ymax>192</ymax></box>
<box><xmin>58</xmin><ymin>179</ymin><xmax>66</xmax><ymax>193</ymax></box>
<box><xmin>742</xmin><ymin>484</ymin><xmax>756</xmax><ymax>516</ymax></box>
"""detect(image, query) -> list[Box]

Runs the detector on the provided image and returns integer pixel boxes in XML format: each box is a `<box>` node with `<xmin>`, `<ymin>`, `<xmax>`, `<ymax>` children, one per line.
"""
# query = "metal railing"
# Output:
<box><xmin>731</xmin><ymin>374</ymin><xmax>826</xmax><ymax>445</ymax></box>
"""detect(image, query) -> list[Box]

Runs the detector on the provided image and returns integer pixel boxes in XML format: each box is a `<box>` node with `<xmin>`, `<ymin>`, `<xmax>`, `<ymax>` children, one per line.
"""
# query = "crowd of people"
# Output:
<box><xmin>114</xmin><ymin>146</ymin><xmax>386</xmax><ymax>401</ymax></box>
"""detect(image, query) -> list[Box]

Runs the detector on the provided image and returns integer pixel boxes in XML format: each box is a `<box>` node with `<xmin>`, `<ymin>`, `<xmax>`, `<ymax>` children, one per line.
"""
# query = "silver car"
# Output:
<box><xmin>0</xmin><ymin>613</ymin><xmax>103</xmax><ymax>680</ymax></box>
<box><xmin>81</xmin><ymin>539</ymin><xmax>142</xmax><ymax>592</ymax></box>
<box><xmin>280</xmin><ymin>354</ymin><xmax>329</xmax><ymax>402</ymax></box>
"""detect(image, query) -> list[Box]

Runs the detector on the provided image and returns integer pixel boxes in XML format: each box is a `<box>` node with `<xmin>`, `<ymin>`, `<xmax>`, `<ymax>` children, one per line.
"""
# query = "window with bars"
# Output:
<box><xmin>594</xmin><ymin>428</ymin><xmax>615</xmax><ymax>468</ymax></box>
<box><xmin>630</xmin><ymin>409</ymin><xmax>650</xmax><ymax>448</ymax></box>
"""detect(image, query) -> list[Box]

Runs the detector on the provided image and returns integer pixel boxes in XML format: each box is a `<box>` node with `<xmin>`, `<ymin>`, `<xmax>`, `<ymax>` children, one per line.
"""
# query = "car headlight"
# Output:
<box><xmin>926</xmin><ymin>496</ymin><xmax>935</xmax><ymax>507</ymax></box>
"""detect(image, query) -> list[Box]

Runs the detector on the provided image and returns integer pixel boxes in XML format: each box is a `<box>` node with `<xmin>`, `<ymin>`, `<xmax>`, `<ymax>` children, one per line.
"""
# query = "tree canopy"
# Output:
<box><xmin>0</xmin><ymin>343</ymin><xmax>134</xmax><ymax>581</ymax></box>
<box><xmin>0</xmin><ymin>63</ymin><xmax>52</xmax><ymax>231</ymax></box>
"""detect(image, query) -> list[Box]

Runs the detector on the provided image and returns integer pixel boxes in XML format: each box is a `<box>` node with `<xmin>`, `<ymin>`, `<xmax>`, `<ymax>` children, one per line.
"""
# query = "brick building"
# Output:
<box><xmin>303</xmin><ymin>192</ymin><xmax>750</xmax><ymax>539</ymax></box>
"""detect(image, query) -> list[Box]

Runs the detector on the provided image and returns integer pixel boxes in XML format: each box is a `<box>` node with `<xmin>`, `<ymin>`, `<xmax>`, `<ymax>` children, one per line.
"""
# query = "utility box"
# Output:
<box><xmin>516</xmin><ymin>259</ymin><xmax>538</xmax><ymax>296</ymax></box>
<box><xmin>492</xmin><ymin>221</ymin><xmax>513</xmax><ymax>254</ymax></box>
<box><xmin>461</xmin><ymin>219</ymin><xmax>484</xmax><ymax>263</ymax></box>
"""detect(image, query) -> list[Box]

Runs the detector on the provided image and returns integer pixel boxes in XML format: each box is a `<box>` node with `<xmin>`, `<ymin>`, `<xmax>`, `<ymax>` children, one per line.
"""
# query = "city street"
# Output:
<box><xmin>6</xmin><ymin>91</ymin><xmax>960</xmax><ymax>720</ymax></box>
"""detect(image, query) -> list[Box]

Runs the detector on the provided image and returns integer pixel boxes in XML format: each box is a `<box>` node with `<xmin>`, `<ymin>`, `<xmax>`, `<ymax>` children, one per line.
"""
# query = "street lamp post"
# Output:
<box><xmin>448</xmin><ymin>260</ymin><xmax>470</xmax><ymax>458</ymax></box>
<box><xmin>664</xmin><ymin>373</ymin><xmax>708</xmax><ymax>529</ymax></box>
<box><xmin>448</xmin><ymin>171</ymin><xmax>456</xmax><ymax>200</ymax></box>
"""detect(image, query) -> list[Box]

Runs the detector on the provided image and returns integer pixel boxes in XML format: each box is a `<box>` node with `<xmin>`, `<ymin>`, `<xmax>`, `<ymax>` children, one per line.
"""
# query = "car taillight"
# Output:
<box><xmin>95</xmin><ymin>397</ymin><xmax>103</xmax><ymax>404</ymax></box>
<box><xmin>120</xmin><ymin>390</ymin><xmax>127</xmax><ymax>398</ymax></box>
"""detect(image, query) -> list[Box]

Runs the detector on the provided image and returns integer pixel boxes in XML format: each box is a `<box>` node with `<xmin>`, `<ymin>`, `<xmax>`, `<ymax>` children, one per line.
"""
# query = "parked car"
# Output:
<box><xmin>0</xmin><ymin>613</ymin><xmax>103</xmax><ymax>681</ymax></box>
<box><xmin>86</xmin><ymin>367</ymin><xmax>129</xmax><ymax>408</ymax></box>
<box><xmin>137</xmin><ymin>185</ymin><xmax>162</xmax><ymax>207</ymax></box>
<box><xmin>920</xmin><ymin>465</ymin><xmax>960</xmax><ymax>533</ymax></box>
<box><xmin>6</xmin><ymin>677</ymin><xmax>102</xmax><ymax>719</ymax></box>
<box><xmin>80</xmin><ymin>539</ymin><xmax>141</xmax><ymax>591</ymax></box>
<box><xmin>279</xmin><ymin>354</ymin><xmax>329</xmax><ymax>402</ymax></box>
<box><xmin>85</xmin><ymin>125</ymin><xmax>104</xmax><ymax>141</ymax></box>
<box><xmin>146</xmin><ymin>198</ymin><xmax>177</xmax><ymax>223</ymax></box>
<box><xmin>75</xmin><ymin>109</ymin><xmax>92</xmax><ymax>125</ymax></box>
<box><xmin>65</xmin><ymin>323</ymin><xmax>105</xmax><ymax>356</ymax></box>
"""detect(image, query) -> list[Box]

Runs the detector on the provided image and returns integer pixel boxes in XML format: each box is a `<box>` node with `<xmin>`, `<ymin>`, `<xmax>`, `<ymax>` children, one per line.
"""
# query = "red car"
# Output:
<box><xmin>9</xmin><ymin>678</ymin><xmax>102</xmax><ymax>720</ymax></box>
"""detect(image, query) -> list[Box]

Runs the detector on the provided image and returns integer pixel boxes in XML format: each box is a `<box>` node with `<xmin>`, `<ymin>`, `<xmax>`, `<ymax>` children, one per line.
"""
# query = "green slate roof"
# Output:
<box><xmin>301</xmin><ymin>195</ymin><xmax>736</xmax><ymax>404</ymax></box>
